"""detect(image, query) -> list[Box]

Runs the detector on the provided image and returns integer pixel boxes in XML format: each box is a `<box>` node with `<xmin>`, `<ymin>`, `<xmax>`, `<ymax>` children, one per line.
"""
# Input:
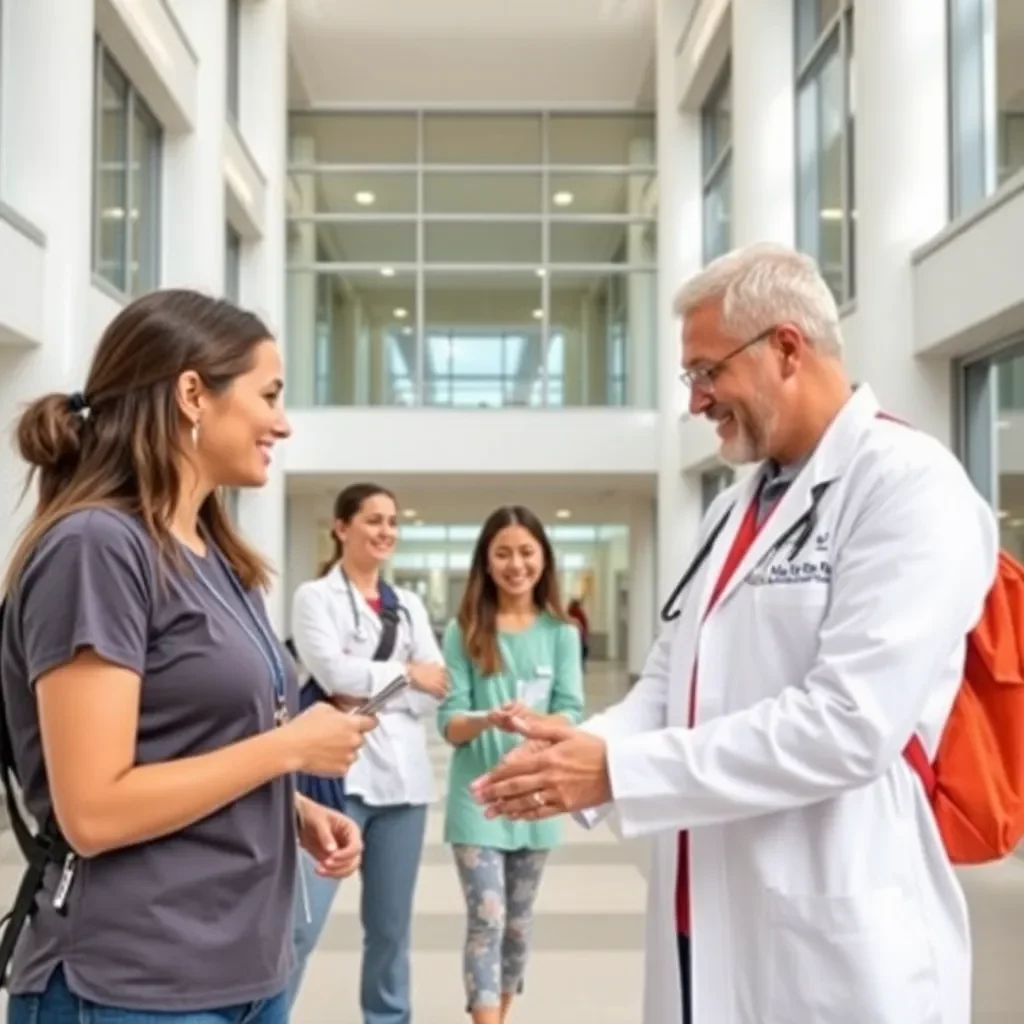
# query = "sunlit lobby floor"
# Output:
<box><xmin>0</xmin><ymin>662</ymin><xmax>1021</xmax><ymax>1021</ymax></box>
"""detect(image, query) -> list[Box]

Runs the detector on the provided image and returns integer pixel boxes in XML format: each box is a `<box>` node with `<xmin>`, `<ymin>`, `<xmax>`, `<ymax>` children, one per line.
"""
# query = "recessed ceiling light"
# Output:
<box><xmin>355</xmin><ymin>191</ymin><xmax>376</xmax><ymax>206</ymax></box>
<box><xmin>380</xmin><ymin>267</ymin><xmax>395</xmax><ymax>277</ymax></box>
<box><xmin>532</xmin><ymin>308</ymin><xmax>543</xmax><ymax>319</ymax></box>
<box><xmin>553</xmin><ymin>191</ymin><xmax>574</xmax><ymax>207</ymax></box>
<box><xmin>394</xmin><ymin>307</ymin><xmax>408</xmax><ymax>319</ymax></box>
<box><xmin>403</xmin><ymin>509</ymin><xmax>417</xmax><ymax>518</ymax></box>
<box><xmin>535</xmin><ymin>268</ymin><xmax>546</xmax><ymax>278</ymax></box>
<box><xmin>556</xmin><ymin>509</ymin><xmax>571</xmax><ymax>519</ymax></box>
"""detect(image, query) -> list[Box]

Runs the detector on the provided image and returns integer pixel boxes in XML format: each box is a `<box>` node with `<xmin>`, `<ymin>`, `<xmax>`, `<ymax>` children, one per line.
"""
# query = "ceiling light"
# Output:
<box><xmin>403</xmin><ymin>509</ymin><xmax>417</xmax><ymax>518</ymax></box>
<box><xmin>556</xmin><ymin>509</ymin><xmax>571</xmax><ymax>519</ymax></box>
<box><xmin>819</xmin><ymin>208</ymin><xmax>843</xmax><ymax>221</ymax></box>
<box><xmin>532</xmin><ymin>308</ymin><xmax>543</xmax><ymax>319</ymax></box>
<box><xmin>535</xmin><ymin>268</ymin><xmax>546</xmax><ymax>278</ymax></box>
<box><xmin>380</xmin><ymin>267</ymin><xmax>395</xmax><ymax>277</ymax></box>
<box><xmin>394</xmin><ymin>307</ymin><xmax>408</xmax><ymax>319</ymax></box>
<box><xmin>553</xmin><ymin>191</ymin><xmax>574</xmax><ymax>207</ymax></box>
<box><xmin>355</xmin><ymin>191</ymin><xmax>376</xmax><ymax>206</ymax></box>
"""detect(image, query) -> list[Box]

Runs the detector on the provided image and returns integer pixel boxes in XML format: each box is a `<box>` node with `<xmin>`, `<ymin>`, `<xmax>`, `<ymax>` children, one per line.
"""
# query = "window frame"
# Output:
<box><xmin>226</xmin><ymin>0</ymin><xmax>241</xmax><ymax>124</ymax></box>
<box><xmin>225</xmin><ymin>223</ymin><xmax>242</xmax><ymax>301</ymax></box>
<box><xmin>793</xmin><ymin>0</ymin><xmax>856</xmax><ymax>306</ymax></box>
<box><xmin>91</xmin><ymin>40</ymin><xmax>163</xmax><ymax>298</ymax></box>
<box><xmin>701</xmin><ymin>62</ymin><xmax>733</xmax><ymax>264</ymax></box>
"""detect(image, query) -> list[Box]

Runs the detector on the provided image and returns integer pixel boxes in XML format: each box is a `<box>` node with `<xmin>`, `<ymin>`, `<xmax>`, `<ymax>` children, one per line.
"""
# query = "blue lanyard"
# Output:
<box><xmin>187</xmin><ymin>546</ymin><xmax>289</xmax><ymax>726</ymax></box>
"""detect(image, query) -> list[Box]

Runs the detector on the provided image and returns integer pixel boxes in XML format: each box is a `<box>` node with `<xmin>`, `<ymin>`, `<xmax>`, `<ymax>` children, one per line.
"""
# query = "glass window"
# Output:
<box><xmin>702</xmin><ymin>65</ymin><xmax>733</xmax><ymax>263</ymax></box>
<box><xmin>286</xmin><ymin>110</ymin><xmax>657</xmax><ymax>408</ymax></box>
<box><xmin>225</xmin><ymin>225</ymin><xmax>241</xmax><ymax>301</ymax></box>
<box><xmin>701</xmin><ymin>466</ymin><xmax>735</xmax><ymax>512</ymax></box>
<box><xmin>795</xmin><ymin>1</ymin><xmax>855</xmax><ymax>305</ymax></box>
<box><xmin>226</xmin><ymin>0</ymin><xmax>241</xmax><ymax>123</ymax></box>
<box><xmin>949</xmin><ymin>0</ymin><xmax>1024</xmax><ymax>215</ymax></box>
<box><xmin>93</xmin><ymin>43</ymin><xmax>162</xmax><ymax>297</ymax></box>
<box><xmin>961</xmin><ymin>344</ymin><xmax>1024</xmax><ymax>559</ymax></box>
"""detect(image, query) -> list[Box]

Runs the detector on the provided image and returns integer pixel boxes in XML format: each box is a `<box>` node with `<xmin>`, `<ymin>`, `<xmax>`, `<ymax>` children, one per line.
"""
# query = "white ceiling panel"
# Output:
<box><xmin>287</xmin><ymin>0</ymin><xmax>656</xmax><ymax>105</ymax></box>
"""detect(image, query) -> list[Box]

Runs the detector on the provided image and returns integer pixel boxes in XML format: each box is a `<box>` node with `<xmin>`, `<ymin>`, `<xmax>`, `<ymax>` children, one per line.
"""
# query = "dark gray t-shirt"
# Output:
<box><xmin>0</xmin><ymin>509</ymin><xmax>299</xmax><ymax>1011</ymax></box>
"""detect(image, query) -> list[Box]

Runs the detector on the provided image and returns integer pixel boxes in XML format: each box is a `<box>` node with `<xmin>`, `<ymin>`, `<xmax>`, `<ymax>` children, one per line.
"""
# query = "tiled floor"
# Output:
<box><xmin>0</xmin><ymin>663</ymin><xmax>1022</xmax><ymax>1021</ymax></box>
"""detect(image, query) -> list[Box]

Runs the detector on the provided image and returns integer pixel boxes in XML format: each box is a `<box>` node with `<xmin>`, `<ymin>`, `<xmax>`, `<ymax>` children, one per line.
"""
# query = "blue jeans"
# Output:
<box><xmin>7</xmin><ymin>965</ymin><xmax>287</xmax><ymax>1024</ymax></box>
<box><xmin>288</xmin><ymin>796</ymin><xmax>428</xmax><ymax>1024</ymax></box>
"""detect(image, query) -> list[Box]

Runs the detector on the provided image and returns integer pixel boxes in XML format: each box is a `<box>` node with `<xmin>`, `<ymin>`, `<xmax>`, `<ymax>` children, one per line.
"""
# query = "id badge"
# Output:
<box><xmin>517</xmin><ymin>667</ymin><xmax>553</xmax><ymax>710</ymax></box>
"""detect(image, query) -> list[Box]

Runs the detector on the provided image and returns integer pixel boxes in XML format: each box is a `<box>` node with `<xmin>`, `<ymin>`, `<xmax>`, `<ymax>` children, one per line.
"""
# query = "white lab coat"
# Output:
<box><xmin>291</xmin><ymin>567</ymin><xmax>444</xmax><ymax>806</ymax></box>
<box><xmin>579</xmin><ymin>385</ymin><xmax>998</xmax><ymax>1024</ymax></box>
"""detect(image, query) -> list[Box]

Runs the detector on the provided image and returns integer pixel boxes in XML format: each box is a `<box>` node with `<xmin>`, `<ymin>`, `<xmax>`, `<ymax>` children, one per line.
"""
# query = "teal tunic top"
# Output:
<box><xmin>438</xmin><ymin>614</ymin><xmax>585</xmax><ymax>851</ymax></box>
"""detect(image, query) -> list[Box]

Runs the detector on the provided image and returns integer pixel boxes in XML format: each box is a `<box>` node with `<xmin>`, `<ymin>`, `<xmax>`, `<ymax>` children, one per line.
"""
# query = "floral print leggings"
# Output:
<box><xmin>452</xmin><ymin>844</ymin><xmax>549</xmax><ymax>1010</ymax></box>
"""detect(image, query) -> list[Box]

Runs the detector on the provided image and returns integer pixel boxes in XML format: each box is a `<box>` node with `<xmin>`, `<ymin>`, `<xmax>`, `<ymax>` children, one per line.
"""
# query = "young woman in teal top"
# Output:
<box><xmin>438</xmin><ymin>505</ymin><xmax>584</xmax><ymax>1024</ymax></box>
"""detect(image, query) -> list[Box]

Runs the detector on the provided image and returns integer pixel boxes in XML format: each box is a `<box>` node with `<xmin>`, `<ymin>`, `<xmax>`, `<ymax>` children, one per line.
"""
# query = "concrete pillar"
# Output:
<box><xmin>655</xmin><ymin>0</ymin><xmax>705</xmax><ymax>605</ymax></box>
<box><xmin>731</xmin><ymin>0</ymin><xmax>796</xmax><ymax>246</ymax></box>
<box><xmin>161</xmin><ymin>0</ymin><xmax>227</xmax><ymax>290</ymax></box>
<box><xmin>627</xmin><ymin>501</ymin><xmax>656</xmax><ymax>677</ymax></box>
<box><xmin>235</xmin><ymin>0</ymin><xmax>289</xmax><ymax>632</ymax></box>
<box><xmin>628</xmin><ymin>137</ymin><xmax>655</xmax><ymax>408</ymax></box>
<box><xmin>852</xmin><ymin>0</ymin><xmax>951</xmax><ymax>442</ymax></box>
<box><xmin>287</xmin><ymin>134</ymin><xmax>318</xmax><ymax>409</ymax></box>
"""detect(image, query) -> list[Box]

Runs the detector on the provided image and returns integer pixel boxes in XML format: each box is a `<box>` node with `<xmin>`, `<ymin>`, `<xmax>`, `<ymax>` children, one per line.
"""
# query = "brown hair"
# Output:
<box><xmin>5</xmin><ymin>288</ymin><xmax>275</xmax><ymax>593</ymax></box>
<box><xmin>317</xmin><ymin>482</ymin><xmax>397</xmax><ymax>577</ymax></box>
<box><xmin>457</xmin><ymin>505</ymin><xmax>566</xmax><ymax>677</ymax></box>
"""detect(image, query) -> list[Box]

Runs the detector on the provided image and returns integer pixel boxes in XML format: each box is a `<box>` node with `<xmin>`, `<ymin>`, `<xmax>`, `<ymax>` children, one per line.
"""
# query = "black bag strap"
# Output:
<box><xmin>372</xmin><ymin>581</ymin><xmax>401</xmax><ymax>663</ymax></box>
<box><xmin>0</xmin><ymin>599</ymin><xmax>71</xmax><ymax>991</ymax></box>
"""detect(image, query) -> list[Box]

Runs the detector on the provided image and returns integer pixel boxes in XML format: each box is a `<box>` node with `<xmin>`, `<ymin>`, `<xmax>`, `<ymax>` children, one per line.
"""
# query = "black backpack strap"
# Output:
<box><xmin>0</xmin><ymin>599</ymin><xmax>71</xmax><ymax>990</ymax></box>
<box><xmin>372</xmin><ymin>582</ymin><xmax>402</xmax><ymax>663</ymax></box>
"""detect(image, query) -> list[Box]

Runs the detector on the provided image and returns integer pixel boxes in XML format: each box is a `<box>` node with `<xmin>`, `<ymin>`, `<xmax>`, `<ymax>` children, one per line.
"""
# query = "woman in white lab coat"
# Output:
<box><xmin>286</xmin><ymin>482</ymin><xmax>448</xmax><ymax>1023</ymax></box>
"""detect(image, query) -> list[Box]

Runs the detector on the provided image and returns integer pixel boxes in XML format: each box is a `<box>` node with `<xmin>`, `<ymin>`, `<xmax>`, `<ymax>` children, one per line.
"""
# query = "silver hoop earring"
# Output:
<box><xmin>191</xmin><ymin>421</ymin><xmax>200</xmax><ymax>449</ymax></box>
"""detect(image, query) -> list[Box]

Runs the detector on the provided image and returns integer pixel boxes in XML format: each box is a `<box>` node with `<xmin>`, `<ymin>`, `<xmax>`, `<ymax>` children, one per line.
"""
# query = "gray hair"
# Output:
<box><xmin>672</xmin><ymin>242</ymin><xmax>843</xmax><ymax>356</ymax></box>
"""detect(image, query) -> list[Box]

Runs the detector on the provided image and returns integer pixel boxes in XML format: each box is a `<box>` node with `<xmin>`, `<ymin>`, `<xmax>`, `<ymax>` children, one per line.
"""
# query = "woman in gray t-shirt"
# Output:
<box><xmin>0</xmin><ymin>290</ymin><xmax>376</xmax><ymax>1023</ymax></box>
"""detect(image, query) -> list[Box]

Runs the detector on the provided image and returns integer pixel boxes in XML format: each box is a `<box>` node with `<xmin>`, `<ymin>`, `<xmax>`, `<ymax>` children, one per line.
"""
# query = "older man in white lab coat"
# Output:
<box><xmin>471</xmin><ymin>243</ymin><xmax>999</xmax><ymax>1024</ymax></box>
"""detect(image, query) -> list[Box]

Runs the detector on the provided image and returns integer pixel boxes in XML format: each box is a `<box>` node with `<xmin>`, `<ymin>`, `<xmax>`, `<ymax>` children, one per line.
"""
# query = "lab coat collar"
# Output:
<box><xmin>697</xmin><ymin>382</ymin><xmax>878</xmax><ymax>618</ymax></box>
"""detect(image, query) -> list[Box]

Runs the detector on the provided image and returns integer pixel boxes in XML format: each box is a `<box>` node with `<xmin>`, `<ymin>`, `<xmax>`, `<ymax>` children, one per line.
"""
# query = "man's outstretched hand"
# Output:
<box><xmin>470</xmin><ymin>715</ymin><xmax>611</xmax><ymax>821</ymax></box>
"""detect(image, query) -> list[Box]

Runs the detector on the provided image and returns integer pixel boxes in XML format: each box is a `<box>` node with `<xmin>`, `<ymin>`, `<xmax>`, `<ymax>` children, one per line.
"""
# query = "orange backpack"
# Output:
<box><xmin>874</xmin><ymin>411</ymin><xmax>1024</xmax><ymax>864</ymax></box>
<box><xmin>902</xmin><ymin>550</ymin><xmax>1024</xmax><ymax>864</ymax></box>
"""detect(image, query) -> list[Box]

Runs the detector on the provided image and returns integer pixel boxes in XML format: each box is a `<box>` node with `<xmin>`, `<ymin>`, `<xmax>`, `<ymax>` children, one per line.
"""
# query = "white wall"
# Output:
<box><xmin>0</xmin><ymin>2</ymin><xmax>289</xmax><ymax>631</ymax></box>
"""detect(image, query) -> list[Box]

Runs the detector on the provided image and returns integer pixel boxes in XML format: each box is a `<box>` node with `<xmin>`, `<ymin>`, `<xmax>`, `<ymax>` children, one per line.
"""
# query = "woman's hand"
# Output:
<box><xmin>406</xmin><ymin>662</ymin><xmax>449</xmax><ymax>699</ymax></box>
<box><xmin>486</xmin><ymin>700</ymin><xmax>536</xmax><ymax>732</ymax></box>
<box><xmin>296</xmin><ymin>797</ymin><xmax>363</xmax><ymax>879</ymax></box>
<box><xmin>282</xmin><ymin>703</ymin><xmax>377</xmax><ymax>776</ymax></box>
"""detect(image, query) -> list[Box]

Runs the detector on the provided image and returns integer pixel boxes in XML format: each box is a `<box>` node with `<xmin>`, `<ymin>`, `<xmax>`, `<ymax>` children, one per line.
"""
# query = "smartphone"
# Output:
<box><xmin>350</xmin><ymin>674</ymin><xmax>410</xmax><ymax>716</ymax></box>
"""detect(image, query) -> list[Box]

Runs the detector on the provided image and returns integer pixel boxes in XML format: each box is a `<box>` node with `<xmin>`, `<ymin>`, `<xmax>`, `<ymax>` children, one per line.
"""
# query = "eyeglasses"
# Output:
<box><xmin>680</xmin><ymin>326</ymin><xmax>776</xmax><ymax>391</ymax></box>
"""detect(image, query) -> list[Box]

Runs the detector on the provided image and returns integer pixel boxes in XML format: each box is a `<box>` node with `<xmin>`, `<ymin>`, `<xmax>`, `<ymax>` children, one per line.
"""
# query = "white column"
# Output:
<box><xmin>627</xmin><ymin>501</ymin><xmax>656</xmax><ymax>677</ymax></box>
<box><xmin>656</xmin><ymin>0</ymin><xmax>705</xmax><ymax>606</ymax></box>
<box><xmin>161</xmin><ymin>0</ymin><xmax>227</xmax><ymax>290</ymax></box>
<box><xmin>287</xmin><ymin>135</ymin><xmax>318</xmax><ymax>409</ymax></box>
<box><xmin>853</xmin><ymin>0</ymin><xmax>950</xmax><ymax>442</ymax></box>
<box><xmin>627</xmin><ymin>137</ymin><xmax>655</xmax><ymax>408</ymax></box>
<box><xmin>0</xmin><ymin>0</ymin><xmax>96</xmax><ymax>562</ymax></box>
<box><xmin>236</xmin><ymin>0</ymin><xmax>288</xmax><ymax>632</ymax></box>
<box><xmin>731</xmin><ymin>0</ymin><xmax>796</xmax><ymax>246</ymax></box>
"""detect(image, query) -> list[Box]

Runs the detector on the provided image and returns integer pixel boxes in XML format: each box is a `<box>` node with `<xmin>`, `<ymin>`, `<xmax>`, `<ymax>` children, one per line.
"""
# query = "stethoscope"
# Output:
<box><xmin>660</xmin><ymin>477</ymin><xmax>834</xmax><ymax>622</ymax></box>
<box><xmin>339</xmin><ymin>566</ymin><xmax>411</xmax><ymax>643</ymax></box>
